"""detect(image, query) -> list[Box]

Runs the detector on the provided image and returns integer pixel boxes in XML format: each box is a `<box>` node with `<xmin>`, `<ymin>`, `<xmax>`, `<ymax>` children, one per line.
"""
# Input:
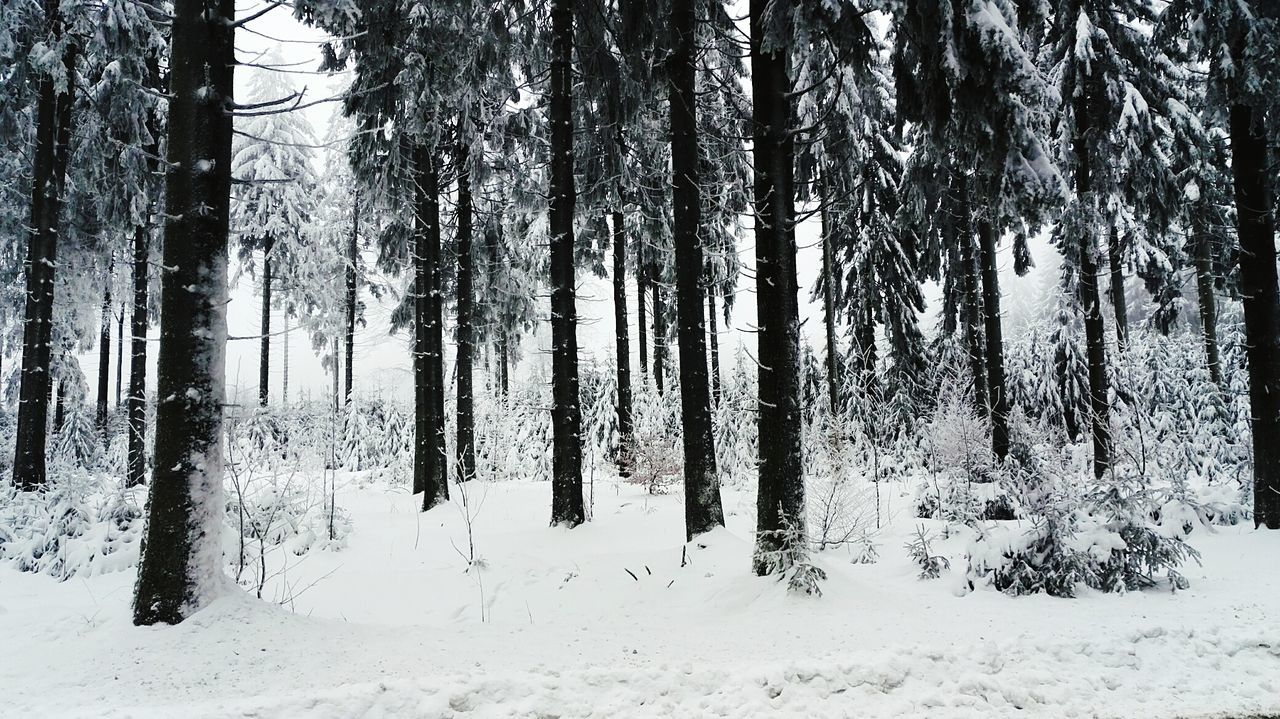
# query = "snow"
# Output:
<box><xmin>3</xmin><ymin>478</ymin><xmax>1279</xmax><ymax>717</ymax></box>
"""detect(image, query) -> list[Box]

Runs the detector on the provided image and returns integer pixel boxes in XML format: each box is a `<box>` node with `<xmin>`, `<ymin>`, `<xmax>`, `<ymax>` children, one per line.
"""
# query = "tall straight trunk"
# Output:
<box><xmin>1107</xmin><ymin>227</ymin><xmax>1129</xmax><ymax>351</ymax></box>
<box><xmin>1229</xmin><ymin>96</ymin><xmax>1280</xmax><ymax>529</ymax></box>
<box><xmin>637</xmin><ymin>251</ymin><xmax>649</xmax><ymax>380</ymax></box>
<box><xmin>612</xmin><ymin>210</ymin><xmax>633</xmax><ymax>475</ymax></box>
<box><xmin>708</xmin><ymin>291</ymin><xmax>722</xmax><ymax>406</ymax></box>
<box><xmin>1192</xmin><ymin>215</ymin><xmax>1221</xmax><ymax>386</ymax></box>
<box><xmin>426</xmin><ymin>165</ymin><xmax>448</xmax><ymax>496</ymax></box>
<box><xmin>54</xmin><ymin>381</ymin><xmax>66</xmax><ymax>433</ymax></box>
<box><xmin>1073</xmin><ymin>89</ymin><xmax>1112</xmax><ymax>479</ymax></box>
<box><xmin>281</xmin><ymin>313</ymin><xmax>289</xmax><ymax>406</ymax></box>
<box><xmin>115</xmin><ymin>311</ymin><xmax>124</xmax><ymax>407</ymax></box>
<box><xmin>652</xmin><ymin>279</ymin><xmax>667</xmax><ymax>395</ymax></box>
<box><xmin>97</xmin><ymin>276</ymin><xmax>112</xmax><ymax>438</ymax></box>
<box><xmin>13</xmin><ymin>0</ymin><xmax>75</xmax><ymax>491</ymax></box>
<box><xmin>962</xmin><ymin>176</ymin><xmax>988</xmax><ymax>417</ymax></box>
<box><xmin>670</xmin><ymin>0</ymin><xmax>723</xmax><ymax>539</ymax></box>
<box><xmin>455</xmin><ymin>139</ymin><xmax>476</xmax><ymax>484</ymax></box>
<box><xmin>959</xmin><ymin>221</ymin><xmax>989</xmax><ymax>417</ymax></box>
<box><xmin>132</xmin><ymin>0</ymin><xmax>235</xmax><ymax>625</ymax></box>
<box><xmin>127</xmin><ymin>223</ymin><xmax>149</xmax><ymax>488</ymax></box>
<box><xmin>498</xmin><ymin>332</ymin><xmax>509</xmax><ymax>396</ymax></box>
<box><xmin>750</xmin><ymin>0</ymin><xmax>806</xmax><ymax>575</ymax></box>
<box><xmin>548</xmin><ymin>0</ymin><xmax>584</xmax><ymax>526</ymax></box>
<box><xmin>976</xmin><ymin>219</ymin><xmax>1011</xmax><ymax>462</ymax></box>
<box><xmin>412</xmin><ymin>146</ymin><xmax>448</xmax><ymax>507</ymax></box>
<box><xmin>332</xmin><ymin>336</ymin><xmax>340</xmax><ymax>415</ymax></box>
<box><xmin>820</xmin><ymin>200</ymin><xmax>840</xmax><ymax>413</ymax></box>
<box><xmin>344</xmin><ymin>189</ymin><xmax>358</xmax><ymax>404</ymax></box>
<box><xmin>258</xmin><ymin>236</ymin><xmax>273</xmax><ymax>407</ymax></box>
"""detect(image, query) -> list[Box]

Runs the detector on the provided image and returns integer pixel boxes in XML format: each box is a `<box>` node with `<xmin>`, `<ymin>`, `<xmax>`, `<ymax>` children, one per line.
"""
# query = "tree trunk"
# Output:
<box><xmin>1107</xmin><ymin>227</ymin><xmax>1129</xmax><ymax>352</ymax></box>
<box><xmin>670</xmin><ymin>0</ymin><xmax>723</xmax><ymax>539</ymax></box>
<box><xmin>258</xmin><ymin>235</ymin><xmax>273</xmax><ymax>407</ymax></box>
<box><xmin>652</xmin><ymin>279</ymin><xmax>666</xmax><ymax>395</ymax></box>
<box><xmin>426</xmin><ymin>163</ymin><xmax>448</xmax><ymax>498</ymax></box>
<box><xmin>413</xmin><ymin>146</ymin><xmax>448</xmax><ymax>508</ymax></box>
<box><xmin>1073</xmin><ymin>89</ymin><xmax>1112</xmax><ymax>480</ymax></box>
<box><xmin>637</xmin><ymin>248</ymin><xmax>649</xmax><ymax>380</ymax></box>
<box><xmin>959</xmin><ymin>220</ymin><xmax>989</xmax><ymax>417</ymax></box>
<box><xmin>499</xmin><ymin>331</ymin><xmax>509</xmax><ymax>397</ymax></box>
<box><xmin>1229</xmin><ymin>97</ymin><xmax>1280</xmax><ymax>529</ymax></box>
<box><xmin>115</xmin><ymin>310</ymin><xmax>124</xmax><ymax>407</ymax></box>
<box><xmin>612</xmin><ymin>210</ymin><xmax>633</xmax><ymax>476</ymax></box>
<box><xmin>281</xmin><ymin>313</ymin><xmax>289</xmax><ymax>406</ymax></box>
<box><xmin>455</xmin><ymin>139</ymin><xmax>476</xmax><ymax>484</ymax></box>
<box><xmin>127</xmin><ymin>223</ymin><xmax>149</xmax><ymax>488</ymax></box>
<box><xmin>345</xmin><ymin>189</ymin><xmax>358</xmax><ymax>404</ymax></box>
<box><xmin>708</xmin><ymin>291</ymin><xmax>721</xmax><ymax>407</ymax></box>
<box><xmin>12</xmin><ymin>0</ymin><xmax>75</xmax><ymax>491</ymax></box>
<box><xmin>54</xmin><ymin>380</ymin><xmax>65</xmax><ymax>434</ymax></box>
<box><xmin>1192</xmin><ymin>214</ymin><xmax>1221</xmax><ymax>386</ymax></box>
<box><xmin>548</xmin><ymin>0</ymin><xmax>584</xmax><ymax>526</ymax></box>
<box><xmin>97</xmin><ymin>274</ymin><xmax>112</xmax><ymax>439</ymax></box>
<box><xmin>132</xmin><ymin>0</ymin><xmax>235</xmax><ymax>625</ymax></box>
<box><xmin>820</xmin><ymin>200</ymin><xmax>840</xmax><ymax>413</ymax></box>
<box><xmin>976</xmin><ymin>219</ymin><xmax>1011</xmax><ymax>462</ymax></box>
<box><xmin>750</xmin><ymin>0</ymin><xmax>806</xmax><ymax>575</ymax></box>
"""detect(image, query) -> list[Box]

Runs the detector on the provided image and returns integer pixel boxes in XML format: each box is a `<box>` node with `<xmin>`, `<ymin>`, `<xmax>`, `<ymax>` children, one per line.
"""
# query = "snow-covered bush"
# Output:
<box><xmin>906</xmin><ymin>525</ymin><xmax>949</xmax><ymax>579</ymax></box>
<box><xmin>0</xmin><ymin>473</ymin><xmax>143</xmax><ymax>579</ymax></box>
<box><xmin>965</xmin><ymin>441</ymin><xmax>1201</xmax><ymax>597</ymax></box>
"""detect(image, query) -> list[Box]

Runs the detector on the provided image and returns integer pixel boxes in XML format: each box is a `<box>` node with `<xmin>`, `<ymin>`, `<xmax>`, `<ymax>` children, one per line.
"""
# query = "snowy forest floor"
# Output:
<box><xmin>3</xmin><ymin>475</ymin><xmax>1280</xmax><ymax>718</ymax></box>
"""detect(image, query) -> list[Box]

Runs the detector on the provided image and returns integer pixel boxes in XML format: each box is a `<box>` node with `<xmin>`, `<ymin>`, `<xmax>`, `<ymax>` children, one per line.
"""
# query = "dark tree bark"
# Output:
<box><xmin>1192</xmin><ymin>214</ymin><xmax>1221</xmax><ymax>386</ymax></box>
<box><xmin>612</xmin><ymin>210</ymin><xmax>633</xmax><ymax>476</ymax></box>
<box><xmin>345</xmin><ymin>189</ymin><xmax>358</xmax><ymax>404</ymax></box>
<box><xmin>54</xmin><ymin>380</ymin><xmax>65</xmax><ymax>434</ymax></box>
<box><xmin>127</xmin><ymin>222</ymin><xmax>149</xmax><ymax>488</ymax></box>
<box><xmin>670</xmin><ymin>0</ymin><xmax>723</xmax><ymax>539</ymax></box>
<box><xmin>13</xmin><ymin>0</ymin><xmax>75</xmax><ymax>491</ymax></box>
<box><xmin>115</xmin><ymin>310</ymin><xmax>124</xmax><ymax>407</ymax></box>
<box><xmin>976</xmin><ymin>219</ymin><xmax>1011</xmax><ymax>462</ymax></box>
<box><xmin>708</xmin><ymin>291</ymin><xmax>721</xmax><ymax>407</ymax></box>
<box><xmin>132</xmin><ymin>0</ymin><xmax>235</xmax><ymax>625</ymax></box>
<box><xmin>820</xmin><ymin>201</ymin><xmax>840</xmax><ymax>413</ymax></box>
<box><xmin>950</xmin><ymin>177</ymin><xmax>988</xmax><ymax>415</ymax></box>
<box><xmin>1107</xmin><ymin>227</ymin><xmax>1129</xmax><ymax>352</ymax></box>
<box><xmin>959</xmin><ymin>223</ymin><xmax>989</xmax><ymax>417</ymax></box>
<box><xmin>652</xmin><ymin>278</ymin><xmax>666</xmax><ymax>395</ymax></box>
<box><xmin>498</xmin><ymin>331</ymin><xmax>509</xmax><ymax>397</ymax></box>
<box><xmin>1229</xmin><ymin>97</ymin><xmax>1280</xmax><ymax>529</ymax></box>
<box><xmin>548</xmin><ymin>0</ymin><xmax>584</xmax><ymax>526</ymax></box>
<box><xmin>413</xmin><ymin>146</ymin><xmax>448</xmax><ymax>508</ymax></box>
<box><xmin>97</xmin><ymin>276</ymin><xmax>112</xmax><ymax>438</ymax></box>
<box><xmin>637</xmin><ymin>248</ymin><xmax>649</xmax><ymax>380</ymax></box>
<box><xmin>455</xmin><ymin>139</ymin><xmax>476</xmax><ymax>484</ymax></box>
<box><xmin>258</xmin><ymin>235</ymin><xmax>273</xmax><ymax>407</ymax></box>
<box><xmin>750</xmin><ymin>0</ymin><xmax>806</xmax><ymax>574</ymax></box>
<box><xmin>1073</xmin><ymin>89</ymin><xmax>1112</xmax><ymax>479</ymax></box>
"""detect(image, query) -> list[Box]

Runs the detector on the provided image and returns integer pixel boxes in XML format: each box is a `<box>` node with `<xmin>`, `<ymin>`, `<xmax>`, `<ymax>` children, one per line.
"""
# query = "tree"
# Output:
<box><xmin>896</xmin><ymin>0</ymin><xmax>1065</xmax><ymax>462</ymax></box>
<box><xmin>132</xmin><ymin>0</ymin><xmax>234</xmax><ymax>625</ymax></box>
<box><xmin>456</xmin><ymin>135</ymin><xmax>476</xmax><ymax>483</ymax></box>
<box><xmin>548</xmin><ymin>0</ymin><xmax>584</xmax><ymax>527</ymax></box>
<box><xmin>669</xmin><ymin>0</ymin><xmax>724</xmax><ymax>539</ymax></box>
<box><xmin>1160</xmin><ymin>2</ymin><xmax>1279</xmax><ymax>527</ymax></box>
<box><xmin>1046</xmin><ymin>0</ymin><xmax>1188</xmax><ymax>477</ymax></box>
<box><xmin>12</xmin><ymin>0</ymin><xmax>77</xmax><ymax>490</ymax></box>
<box><xmin>230</xmin><ymin>61</ymin><xmax>319</xmax><ymax>407</ymax></box>
<box><xmin>748</xmin><ymin>0</ymin><xmax>805</xmax><ymax>574</ymax></box>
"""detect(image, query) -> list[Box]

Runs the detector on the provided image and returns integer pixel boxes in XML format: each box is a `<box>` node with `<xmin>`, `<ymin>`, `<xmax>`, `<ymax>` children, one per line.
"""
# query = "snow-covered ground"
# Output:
<box><xmin>3</xmin><ymin>476</ymin><xmax>1279</xmax><ymax>718</ymax></box>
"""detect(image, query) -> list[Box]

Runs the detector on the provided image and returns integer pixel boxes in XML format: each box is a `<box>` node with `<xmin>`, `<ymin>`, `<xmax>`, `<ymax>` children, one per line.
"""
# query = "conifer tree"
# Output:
<box><xmin>133</xmin><ymin>0</ymin><xmax>235</xmax><ymax>626</ymax></box>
